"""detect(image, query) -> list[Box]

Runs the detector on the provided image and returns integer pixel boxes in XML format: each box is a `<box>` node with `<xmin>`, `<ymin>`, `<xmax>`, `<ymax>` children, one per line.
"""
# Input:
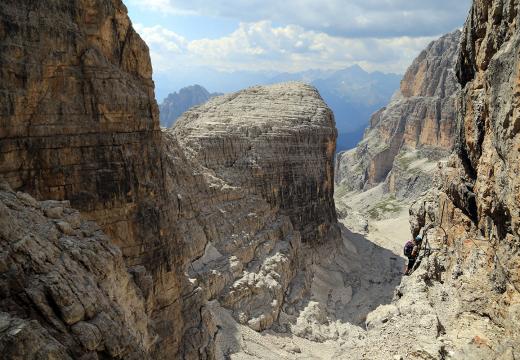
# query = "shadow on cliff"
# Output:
<box><xmin>278</xmin><ymin>222</ymin><xmax>404</xmax><ymax>329</ymax></box>
<box><xmin>212</xmin><ymin>223</ymin><xmax>405</xmax><ymax>357</ymax></box>
<box><xmin>333</xmin><ymin>224</ymin><xmax>404</xmax><ymax>326</ymax></box>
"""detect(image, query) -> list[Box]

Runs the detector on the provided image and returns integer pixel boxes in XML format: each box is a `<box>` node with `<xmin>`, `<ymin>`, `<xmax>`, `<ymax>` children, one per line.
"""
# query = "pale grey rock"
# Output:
<box><xmin>365</xmin><ymin>304</ymin><xmax>400</xmax><ymax>330</ymax></box>
<box><xmin>173</xmin><ymin>82</ymin><xmax>339</xmax><ymax>245</ymax></box>
<box><xmin>163</xmin><ymin>82</ymin><xmax>340</xmax><ymax>333</ymax></box>
<box><xmin>0</xmin><ymin>183</ymin><xmax>152</xmax><ymax>359</ymax></box>
<box><xmin>335</xmin><ymin>30</ymin><xmax>461</xmax><ymax>201</ymax></box>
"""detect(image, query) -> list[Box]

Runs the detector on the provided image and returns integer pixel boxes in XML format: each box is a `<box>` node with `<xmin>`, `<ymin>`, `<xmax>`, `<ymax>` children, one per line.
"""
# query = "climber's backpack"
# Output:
<box><xmin>403</xmin><ymin>241</ymin><xmax>414</xmax><ymax>257</ymax></box>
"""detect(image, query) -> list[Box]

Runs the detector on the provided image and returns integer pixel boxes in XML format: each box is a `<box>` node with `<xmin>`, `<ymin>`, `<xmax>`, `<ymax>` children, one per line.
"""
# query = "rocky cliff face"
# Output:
<box><xmin>0</xmin><ymin>0</ymin><xmax>192</xmax><ymax>357</ymax></box>
<box><xmin>173</xmin><ymin>83</ymin><xmax>338</xmax><ymax>244</ymax></box>
<box><xmin>418</xmin><ymin>2</ymin><xmax>520</xmax><ymax>355</ymax></box>
<box><xmin>0</xmin><ymin>182</ymin><xmax>152</xmax><ymax>359</ymax></box>
<box><xmin>159</xmin><ymin>85</ymin><xmax>222</xmax><ymax>127</ymax></box>
<box><xmin>0</xmin><ymin>0</ymin><xmax>167</xmax><ymax>267</ymax></box>
<box><xmin>0</xmin><ymin>4</ymin><xmax>339</xmax><ymax>354</ymax></box>
<box><xmin>335</xmin><ymin>2</ymin><xmax>520</xmax><ymax>358</ymax></box>
<box><xmin>335</xmin><ymin>31</ymin><xmax>461</xmax><ymax>199</ymax></box>
<box><xmin>153</xmin><ymin>83</ymin><xmax>339</xmax><ymax>348</ymax></box>
<box><xmin>455</xmin><ymin>0</ymin><xmax>519</xmax><ymax>242</ymax></box>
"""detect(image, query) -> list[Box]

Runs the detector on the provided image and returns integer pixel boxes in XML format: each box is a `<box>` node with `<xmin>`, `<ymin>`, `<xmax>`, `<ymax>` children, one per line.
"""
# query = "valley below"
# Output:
<box><xmin>0</xmin><ymin>0</ymin><xmax>519</xmax><ymax>359</ymax></box>
<box><xmin>210</xmin><ymin>198</ymin><xmax>409</xmax><ymax>359</ymax></box>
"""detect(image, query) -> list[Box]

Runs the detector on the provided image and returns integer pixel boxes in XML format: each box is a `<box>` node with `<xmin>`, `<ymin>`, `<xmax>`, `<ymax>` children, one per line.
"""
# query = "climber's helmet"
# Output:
<box><xmin>415</xmin><ymin>235</ymin><xmax>423</xmax><ymax>243</ymax></box>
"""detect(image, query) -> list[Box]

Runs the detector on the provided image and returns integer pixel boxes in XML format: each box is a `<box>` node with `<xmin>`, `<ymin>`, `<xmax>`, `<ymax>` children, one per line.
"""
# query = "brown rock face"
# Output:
<box><xmin>0</xmin><ymin>182</ymin><xmax>152</xmax><ymax>359</ymax></box>
<box><xmin>335</xmin><ymin>31</ymin><xmax>461</xmax><ymax>198</ymax></box>
<box><xmin>0</xmin><ymin>0</ymin><xmax>222</xmax><ymax>357</ymax></box>
<box><xmin>406</xmin><ymin>1</ymin><xmax>520</xmax><ymax>357</ymax></box>
<box><xmin>442</xmin><ymin>0</ymin><xmax>520</xmax><ymax>270</ymax></box>
<box><xmin>0</xmin><ymin>0</ymin><xmax>339</xmax><ymax>355</ymax></box>
<box><xmin>455</xmin><ymin>0</ymin><xmax>519</xmax><ymax>240</ymax></box>
<box><xmin>0</xmin><ymin>1</ymin><xmax>193</xmax><ymax>357</ymax></box>
<box><xmin>0</xmin><ymin>0</ymin><xmax>164</xmax><ymax>265</ymax></box>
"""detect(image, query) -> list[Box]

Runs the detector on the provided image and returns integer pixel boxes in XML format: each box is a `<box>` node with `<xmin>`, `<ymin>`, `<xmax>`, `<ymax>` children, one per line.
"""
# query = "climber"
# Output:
<box><xmin>403</xmin><ymin>235</ymin><xmax>422</xmax><ymax>275</ymax></box>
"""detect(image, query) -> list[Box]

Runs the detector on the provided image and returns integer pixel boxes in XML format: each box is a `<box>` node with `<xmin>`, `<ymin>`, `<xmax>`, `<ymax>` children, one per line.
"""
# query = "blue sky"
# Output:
<box><xmin>125</xmin><ymin>0</ymin><xmax>472</xmax><ymax>93</ymax></box>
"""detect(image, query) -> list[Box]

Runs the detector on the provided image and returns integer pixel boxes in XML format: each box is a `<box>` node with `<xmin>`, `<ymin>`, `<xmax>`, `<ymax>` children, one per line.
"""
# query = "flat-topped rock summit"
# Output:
<box><xmin>173</xmin><ymin>82</ymin><xmax>338</xmax><ymax>244</ymax></box>
<box><xmin>175</xmin><ymin>82</ymin><xmax>335</xmax><ymax>131</ymax></box>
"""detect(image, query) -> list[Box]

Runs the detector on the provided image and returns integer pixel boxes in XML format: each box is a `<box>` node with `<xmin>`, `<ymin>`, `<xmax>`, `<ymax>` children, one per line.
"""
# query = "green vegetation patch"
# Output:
<box><xmin>334</xmin><ymin>182</ymin><xmax>351</xmax><ymax>199</ymax></box>
<box><xmin>367</xmin><ymin>195</ymin><xmax>403</xmax><ymax>220</ymax></box>
<box><xmin>395</xmin><ymin>152</ymin><xmax>417</xmax><ymax>171</ymax></box>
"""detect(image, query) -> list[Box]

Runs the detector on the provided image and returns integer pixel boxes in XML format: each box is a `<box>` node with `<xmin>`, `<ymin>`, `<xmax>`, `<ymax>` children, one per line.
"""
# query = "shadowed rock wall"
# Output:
<box><xmin>0</xmin><ymin>1</ymin><xmax>339</xmax><ymax>356</ymax></box>
<box><xmin>0</xmin><ymin>0</ymin><xmax>198</xmax><ymax>357</ymax></box>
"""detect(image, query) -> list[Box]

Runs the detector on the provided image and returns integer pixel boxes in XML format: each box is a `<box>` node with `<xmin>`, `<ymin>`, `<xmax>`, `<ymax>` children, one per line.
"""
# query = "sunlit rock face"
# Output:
<box><xmin>406</xmin><ymin>1</ymin><xmax>520</xmax><ymax>358</ymax></box>
<box><xmin>173</xmin><ymin>82</ymin><xmax>339</xmax><ymax>245</ymax></box>
<box><xmin>455</xmin><ymin>0</ymin><xmax>519</xmax><ymax>241</ymax></box>
<box><xmin>335</xmin><ymin>30</ymin><xmax>461</xmax><ymax>199</ymax></box>
<box><xmin>164</xmin><ymin>83</ymin><xmax>340</xmax><ymax>336</ymax></box>
<box><xmin>330</xmin><ymin>4</ymin><xmax>520</xmax><ymax>358</ymax></box>
<box><xmin>0</xmin><ymin>0</ymin><xmax>340</xmax><ymax>355</ymax></box>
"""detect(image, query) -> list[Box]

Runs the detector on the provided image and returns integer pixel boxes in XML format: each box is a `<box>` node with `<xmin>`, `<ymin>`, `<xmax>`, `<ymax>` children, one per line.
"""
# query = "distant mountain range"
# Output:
<box><xmin>156</xmin><ymin>66</ymin><xmax>401</xmax><ymax>150</ymax></box>
<box><xmin>159</xmin><ymin>85</ymin><xmax>222</xmax><ymax>127</ymax></box>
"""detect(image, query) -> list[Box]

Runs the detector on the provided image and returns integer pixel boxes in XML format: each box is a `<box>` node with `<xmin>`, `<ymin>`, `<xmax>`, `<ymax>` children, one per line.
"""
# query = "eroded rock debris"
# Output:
<box><xmin>0</xmin><ymin>0</ymin><xmax>519</xmax><ymax>359</ymax></box>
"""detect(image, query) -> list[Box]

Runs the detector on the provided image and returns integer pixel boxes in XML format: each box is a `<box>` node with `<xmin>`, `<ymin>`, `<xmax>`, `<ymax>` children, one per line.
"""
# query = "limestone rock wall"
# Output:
<box><xmin>162</xmin><ymin>131</ymin><xmax>302</xmax><ymax>334</ymax></box>
<box><xmin>402</xmin><ymin>1</ymin><xmax>520</xmax><ymax>357</ymax></box>
<box><xmin>0</xmin><ymin>1</ymin><xmax>195</xmax><ymax>357</ymax></box>
<box><xmin>173</xmin><ymin>83</ymin><xmax>338</xmax><ymax>244</ymax></box>
<box><xmin>0</xmin><ymin>0</ymin><xmax>163</xmax><ymax>260</ymax></box>
<box><xmin>330</xmin><ymin>3</ymin><xmax>520</xmax><ymax>358</ymax></box>
<box><xmin>335</xmin><ymin>31</ymin><xmax>461</xmax><ymax>198</ymax></box>
<box><xmin>163</xmin><ymin>83</ymin><xmax>339</xmax><ymax>335</ymax></box>
<box><xmin>0</xmin><ymin>0</ymin><xmax>339</xmax><ymax>355</ymax></box>
<box><xmin>455</xmin><ymin>0</ymin><xmax>519</xmax><ymax>241</ymax></box>
<box><xmin>0</xmin><ymin>182</ymin><xmax>152</xmax><ymax>359</ymax></box>
<box><xmin>439</xmin><ymin>0</ymin><xmax>520</xmax><ymax>327</ymax></box>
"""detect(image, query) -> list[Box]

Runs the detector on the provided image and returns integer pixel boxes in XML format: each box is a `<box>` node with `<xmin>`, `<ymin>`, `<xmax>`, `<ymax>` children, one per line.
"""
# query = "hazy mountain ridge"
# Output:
<box><xmin>157</xmin><ymin>66</ymin><xmax>401</xmax><ymax>150</ymax></box>
<box><xmin>159</xmin><ymin>85</ymin><xmax>222</xmax><ymax>127</ymax></box>
<box><xmin>335</xmin><ymin>30</ymin><xmax>461</xmax><ymax>198</ymax></box>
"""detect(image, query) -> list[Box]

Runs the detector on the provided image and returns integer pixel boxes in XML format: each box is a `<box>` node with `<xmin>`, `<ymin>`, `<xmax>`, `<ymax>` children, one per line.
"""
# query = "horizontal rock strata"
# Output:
<box><xmin>335</xmin><ymin>30</ymin><xmax>461</xmax><ymax>199</ymax></box>
<box><xmin>173</xmin><ymin>83</ymin><xmax>338</xmax><ymax>244</ymax></box>
<box><xmin>166</xmin><ymin>83</ymin><xmax>339</xmax><ymax>333</ymax></box>
<box><xmin>0</xmin><ymin>0</ymin><xmax>193</xmax><ymax>357</ymax></box>
<box><xmin>0</xmin><ymin>6</ymin><xmax>340</xmax><ymax>354</ymax></box>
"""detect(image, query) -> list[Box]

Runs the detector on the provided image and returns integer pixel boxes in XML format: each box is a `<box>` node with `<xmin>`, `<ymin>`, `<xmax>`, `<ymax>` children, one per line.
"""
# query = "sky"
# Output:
<box><xmin>126</xmin><ymin>0</ymin><xmax>472</xmax><ymax>93</ymax></box>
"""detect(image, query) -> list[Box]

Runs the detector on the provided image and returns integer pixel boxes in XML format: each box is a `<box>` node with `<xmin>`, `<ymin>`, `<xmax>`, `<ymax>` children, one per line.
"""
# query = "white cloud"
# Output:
<box><xmin>130</xmin><ymin>0</ymin><xmax>471</xmax><ymax>38</ymax></box>
<box><xmin>130</xmin><ymin>0</ymin><xmax>197</xmax><ymax>15</ymax></box>
<box><xmin>134</xmin><ymin>24</ymin><xmax>188</xmax><ymax>53</ymax></box>
<box><xmin>135</xmin><ymin>21</ymin><xmax>437</xmax><ymax>75</ymax></box>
